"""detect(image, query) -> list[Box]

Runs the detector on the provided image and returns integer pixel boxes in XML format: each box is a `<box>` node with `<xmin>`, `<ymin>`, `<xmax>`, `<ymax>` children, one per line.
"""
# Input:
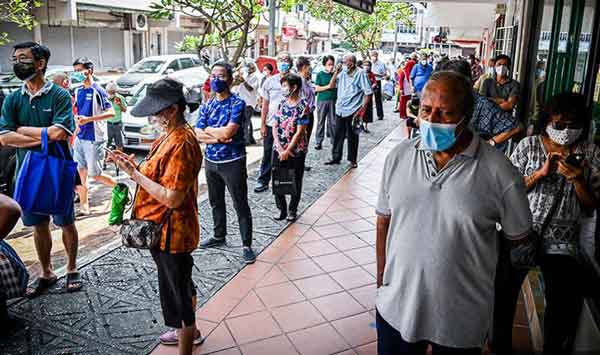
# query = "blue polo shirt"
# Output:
<box><xmin>196</xmin><ymin>94</ymin><xmax>246</xmax><ymax>163</ymax></box>
<box><xmin>75</xmin><ymin>82</ymin><xmax>111</xmax><ymax>142</ymax></box>
<box><xmin>0</xmin><ymin>81</ymin><xmax>75</xmax><ymax>172</ymax></box>
<box><xmin>410</xmin><ymin>63</ymin><xmax>433</xmax><ymax>93</ymax></box>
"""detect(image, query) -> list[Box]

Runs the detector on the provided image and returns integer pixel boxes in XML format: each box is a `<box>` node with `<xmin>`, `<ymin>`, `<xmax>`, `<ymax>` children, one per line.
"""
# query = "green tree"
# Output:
<box><xmin>0</xmin><ymin>0</ymin><xmax>41</xmax><ymax>46</ymax></box>
<box><xmin>289</xmin><ymin>0</ymin><xmax>413</xmax><ymax>58</ymax></box>
<box><xmin>150</xmin><ymin>0</ymin><xmax>264</xmax><ymax>66</ymax></box>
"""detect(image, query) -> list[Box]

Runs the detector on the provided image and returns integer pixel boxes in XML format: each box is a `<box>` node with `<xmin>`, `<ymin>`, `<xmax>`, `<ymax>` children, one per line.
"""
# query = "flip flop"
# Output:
<box><xmin>25</xmin><ymin>276</ymin><xmax>58</xmax><ymax>298</ymax></box>
<box><xmin>66</xmin><ymin>272</ymin><xmax>84</xmax><ymax>293</ymax></box>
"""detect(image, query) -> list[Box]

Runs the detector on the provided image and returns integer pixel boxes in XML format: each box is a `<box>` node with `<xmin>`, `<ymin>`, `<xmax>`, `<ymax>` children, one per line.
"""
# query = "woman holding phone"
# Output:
<box><xmin>492</xmin><ymin>92</ymin><xmax>600</xmax><ymax>355</ymax></box>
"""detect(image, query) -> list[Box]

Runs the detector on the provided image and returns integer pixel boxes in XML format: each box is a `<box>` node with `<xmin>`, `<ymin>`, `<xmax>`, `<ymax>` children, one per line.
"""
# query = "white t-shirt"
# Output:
<box><xmin>233</xmin><ymin>73</ymin><xmax>259</xmax><ymax>109</ymax></box>
<box><xmin>260</xmin><ymin>73</ymin><xmax>284</xmax><ymax>126</ymax></box>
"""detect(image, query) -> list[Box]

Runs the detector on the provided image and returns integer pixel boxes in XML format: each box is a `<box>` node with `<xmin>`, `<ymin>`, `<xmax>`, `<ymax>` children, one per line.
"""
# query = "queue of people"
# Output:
<box><xmin>2</xmin><ymin>40</ymin><xmax>598</xmax><ymax>355</ymax></box>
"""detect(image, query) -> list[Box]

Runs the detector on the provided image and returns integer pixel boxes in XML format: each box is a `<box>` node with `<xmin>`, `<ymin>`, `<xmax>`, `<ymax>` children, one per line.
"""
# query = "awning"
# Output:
<box><xmin>332</xmin><ymin>0</ymin><xmax>375</xmax><ymax>14</ymax></box>
<box><xmin>450</xmin><ymin>39</ymin><xmax>481</xmax><ymax>49</ymax></box>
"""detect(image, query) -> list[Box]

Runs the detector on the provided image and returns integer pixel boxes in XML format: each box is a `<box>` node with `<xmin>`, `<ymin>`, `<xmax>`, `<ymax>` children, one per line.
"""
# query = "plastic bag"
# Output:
<box><xmin>109</xmin><ymin>183</ymin><xmax>130</xmax><ymax>225</ymax></box>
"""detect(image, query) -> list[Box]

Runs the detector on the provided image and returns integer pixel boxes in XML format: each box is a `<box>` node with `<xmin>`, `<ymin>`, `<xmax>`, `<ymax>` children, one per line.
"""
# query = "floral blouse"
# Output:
<box><xmin>272</xmin><ymin>98</ymin><xmax>310</xmax><ymax>156</ymax></box>
<box><xmin>510</xmin><ymin>136</ymin><xmax>600</xmax><ymax>256</ymax></box>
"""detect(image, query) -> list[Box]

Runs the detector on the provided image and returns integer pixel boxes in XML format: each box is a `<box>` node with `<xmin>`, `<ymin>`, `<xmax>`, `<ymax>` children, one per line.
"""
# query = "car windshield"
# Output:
<box><xmin>129</xmin><ymin>60</ymin><xmax>165</xmax><ymax>74</ymax></box>
<box><xmin>127</xmin><ymin>84</ymin><xmax>148</xmax><ymax>106</ymax></box>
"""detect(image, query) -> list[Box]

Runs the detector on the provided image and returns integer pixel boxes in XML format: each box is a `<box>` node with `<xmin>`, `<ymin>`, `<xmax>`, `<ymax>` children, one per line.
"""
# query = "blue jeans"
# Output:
<box><xmin>376</xmin><ymin>310</ymin><xmax>481</xmax><ymax>355</ymax></box>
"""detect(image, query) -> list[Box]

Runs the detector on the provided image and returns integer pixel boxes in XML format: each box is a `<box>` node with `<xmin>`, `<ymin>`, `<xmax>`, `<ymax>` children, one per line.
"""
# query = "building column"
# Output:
<box><xmin>33</xmin><ymin>23</ymin><xmax>42</xmax><ymax>44</ymax></box>
<box><xmin>123</xmin><ymin>30</ymin><xmax>132</xmax><ymax>69</ymax></box>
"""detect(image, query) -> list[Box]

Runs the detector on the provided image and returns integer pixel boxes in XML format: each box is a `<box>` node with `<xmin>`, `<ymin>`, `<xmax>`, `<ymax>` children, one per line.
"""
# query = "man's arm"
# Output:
<box><xmin>194</xmin><ymin>128</ymin><xmax>220</xmax><ymax>144</ymax></box>
<box><xmin>492</xmin><ymin>124</ymin><xmax>522</xmax><ymax>145</ymax></box>
<box><xmin>79</xmin><ymin>107</ymin><xmax>115</xmax><ymax>124</ymax></box>
<box><xmin>0</xmin><ymin>194</ymin><xmax>21</xmax><ymax>240</ymax></box>
<box><xmin>492</xmin><ymin>96</ymin><xmax>518</xmax><ymax>112</ymax></box>
<box><xmin>376</xmin><ymin>215</ymin><xmax>391</xmax><ymax>288</ymax></box>
<box><xmin>205</xmin><ymin>122</ymin><xmax>240</xmax><ymax>141</ymax></box>
<box><xmin>0</xmin><ymin>132</ymin><xmax>41</xmax><ymax>148</ymax></box>
<box><xmin>16</xmin><ymin>125</ymin><xmax>69</xmax><ymax>142</ymax></box>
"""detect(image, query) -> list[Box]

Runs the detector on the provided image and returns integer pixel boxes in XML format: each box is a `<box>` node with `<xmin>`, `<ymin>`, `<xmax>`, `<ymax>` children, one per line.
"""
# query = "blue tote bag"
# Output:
<box><xmin>13</xmin><ymin>128</ymin><xmax>77</xmax><ymax>215</ymax></box>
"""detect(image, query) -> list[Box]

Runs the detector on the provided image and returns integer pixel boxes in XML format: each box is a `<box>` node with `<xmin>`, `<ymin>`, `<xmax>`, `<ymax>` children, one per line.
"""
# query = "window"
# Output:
<box><xmin>166</xmin><ymin>59</ymin><xmax>181</xmax><ymax>72</ymax></box>
<box><xmin>179</xmin><ymin>58</ymin><xmax>194</xmax><ymax>70</ymax></box>
<box><xmin>192</xmin><ymin>57</ymin><xmax>201</xmax><ymax>65</ymax></box>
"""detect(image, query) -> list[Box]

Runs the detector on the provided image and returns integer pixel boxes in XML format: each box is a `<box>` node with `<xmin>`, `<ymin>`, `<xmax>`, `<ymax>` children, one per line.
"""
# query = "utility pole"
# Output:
<box><xmin>392</xmin><ymin>21</ymin><xmax>399</xmax><ymax>63</ymax></box>
<box><xmin>268</xmin><ymin>0</ymin><xmax>277</xmax><ymax>56</ymax></box>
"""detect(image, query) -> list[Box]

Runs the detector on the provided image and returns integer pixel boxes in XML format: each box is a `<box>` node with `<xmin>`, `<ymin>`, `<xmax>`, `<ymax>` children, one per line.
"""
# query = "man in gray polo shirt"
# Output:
<box><xmin>375</xmin><ymin>71</ymin><xmax>532</xmax><ymax>354</ymax></box>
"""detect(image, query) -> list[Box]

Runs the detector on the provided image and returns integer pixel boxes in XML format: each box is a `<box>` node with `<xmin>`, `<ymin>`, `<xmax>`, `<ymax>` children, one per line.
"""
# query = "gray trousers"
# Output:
<box><xmin>315</xmin><ymin>100</ymin><xmax>336</xmax><ymax>146</ymax></box>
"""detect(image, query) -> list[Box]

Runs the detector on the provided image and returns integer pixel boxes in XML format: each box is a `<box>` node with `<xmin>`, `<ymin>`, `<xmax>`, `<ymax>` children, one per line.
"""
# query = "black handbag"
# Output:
<box><xmin>510</xmin><ymin>177</ymin><xmax>566</xmax><ymax>269</ymax></box>
<box><xmin>120</xmin><ymin>208</ymin><xmax>172</xmax><ymax>250</ymax></box>
<box><xmin>119</xmin><ymin>132</ymin><xmax>174</xmax><ymax>250</ymax></box>
<box><xmin>272</xmin><ymin>164</ymin><xmax>297</xmax><ymax>196</ymax></box>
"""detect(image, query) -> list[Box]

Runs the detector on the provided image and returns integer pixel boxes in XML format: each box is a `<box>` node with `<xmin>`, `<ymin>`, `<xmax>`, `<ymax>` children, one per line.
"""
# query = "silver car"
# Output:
<box><xmin>121</xmin><ymin>66</ymin><xmax>208</xmax><ymax>150</ymax></box>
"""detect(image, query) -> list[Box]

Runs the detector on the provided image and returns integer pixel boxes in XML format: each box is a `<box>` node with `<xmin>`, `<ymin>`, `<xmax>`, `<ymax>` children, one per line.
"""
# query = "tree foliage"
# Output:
<box><xmin>150</xmin><ymin>0</ymin><xmax>264</xmax><ymax>66</ymax></box>
<box><xmin>290</xmin><ymin>0</ymin><xmax>413</xmax><ymax>58</ymax></box>
<box><xmin>0</xmin><ymin>0</ymin><xmax>41</xmax><ymax>46</ymax></box>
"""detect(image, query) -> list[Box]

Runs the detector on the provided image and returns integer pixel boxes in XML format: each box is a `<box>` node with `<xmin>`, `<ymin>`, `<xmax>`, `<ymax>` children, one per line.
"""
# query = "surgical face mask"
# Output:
<box><xmin>282</xmin><ymin>86</ymin><xmax>291</xmax><ymax>98</ymax></box>
<box><xmin>496</xmin><ymin>65</ymin><xmax>509</xmax><ymax>77</ymax></box>
<box><xmin>342</xmin><ymin>65</ymin><xmax>349</xmax><ymax>73</ymax></box>
<box><xmin>210</xmin><ymin>77</ymin><xmax>229</xmax><ymax>93</ymax></box>
<box><xmin>71</xmin><ymin>71</ymin><xmax>86</xmax><ymax>83</ymax></box>
<box><xmin>278</xmin><ymin>62</ymin><xmax>291</xmax><ymax>73</ymax></box>
<box><xmin>13</xmin><ymin>62</ymin><xmax>37</xmax><ymax>81</ymax></box>
<box><xmin>420</xmin><ymin>60</ymin><xmax>428</xmax><ymax>66</ymax></box>
<box><xmin>537</xmin><ymin>69</ymin><xmax>545</xmax><ymax>79</ymax></box>
<box><xmin>546</xmin><ymin>125</ymin><xmax>582</xmax><ymax>146</ymax></box>
<box><xmin>419</xmin><ymin>117</ymin><xmax>465</xmax><ymax>151</ymax></box>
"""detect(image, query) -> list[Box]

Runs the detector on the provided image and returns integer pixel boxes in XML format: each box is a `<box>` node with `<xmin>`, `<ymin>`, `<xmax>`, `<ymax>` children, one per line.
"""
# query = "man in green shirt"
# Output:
<box><xmin>314</xmin><ymin>55</ymin><xmax>338</xmax><ymax>150</ymax></box>
<box><xmin>0</xmin><ymin>41</ymin><xmax>83</xmax><ymax>296</ymax></box>
<box><xmin>106</xmin><ymin>82</ymin><xmax>127</xmax><ymax>151</ymax></box>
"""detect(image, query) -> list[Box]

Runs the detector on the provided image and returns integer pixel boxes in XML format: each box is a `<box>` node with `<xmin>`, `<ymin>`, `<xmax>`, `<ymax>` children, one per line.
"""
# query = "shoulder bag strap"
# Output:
<box><xmin>539</xmin><ymin>177</ymin><xmax>566</xmax><ymax>237</ymax></box>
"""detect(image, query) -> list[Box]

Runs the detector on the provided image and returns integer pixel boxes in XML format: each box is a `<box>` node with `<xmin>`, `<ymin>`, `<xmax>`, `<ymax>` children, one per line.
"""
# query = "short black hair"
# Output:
<box><xmin>263</xmin><ymin>63</ymin><xmax>274</xmax><ymax>72</ymax></box>
<box><xmin>322</xmin><ymin>55</ymin><xmax>335</xmax><ymax>66</ymax></box>
<box><xmin>73</xmin><ymin>57</ymin><xmax>94</xmax><ymax>70</ymax></box>
<box><xmin>494</xmin><ymin>54</ymin><xmax>511</xmax><ymax>68</ymax></box>
<box><xmin>538</xmin><ymin>91</ymin><xmax>590</xmax><ymax>139</ymax></box>
<box><xmin>435</xmin><ymin>59</ymin><xmax>472</xmax><ymax>82</ymax></box>
<box><xmin>280</xmin><ymin>73</ymin><xmax>302</xmax><ymax>95</ymax></box>
<box><xmin>13</xmin><ymin>42</ymin><xmax>51</xmax><ymax>72</ymax></box>
<box><xmin>211</xmin><ymin>62</ymin><xmax>234</xmax><ymax>79</ymax></box>
<box><xmin>296</xmin><ymin>56</ymin><xmax>311</xmax><ymax>71</ymax></box>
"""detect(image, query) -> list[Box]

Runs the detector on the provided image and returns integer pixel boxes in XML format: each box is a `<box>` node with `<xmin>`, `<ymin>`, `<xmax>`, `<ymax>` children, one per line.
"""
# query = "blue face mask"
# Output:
<box><xmin>71</xmin><ymin>71</ymin><xmax>86</xmax><ymax>83</ymax></box>
<box><xmin>419</xmin><ymin>117</ymin><xmax>465</xmax><ymax>151</ymax></box>
<box><xmin>210</xmin><ymin>77</ymin><xmax>229</xmax><ymax>93</ymax></box>
<box><xmin>278</xmin><ymin>62</ymin><xmax>291</xmax><ymax>73</ymax></box>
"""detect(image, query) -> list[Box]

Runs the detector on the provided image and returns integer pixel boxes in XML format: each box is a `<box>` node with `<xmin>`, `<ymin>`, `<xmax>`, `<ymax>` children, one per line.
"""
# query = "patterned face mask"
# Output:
<box><xmin>546</xmin><ymin>125</ymin><xmax>582</xmax><ymax>146</ymax></box>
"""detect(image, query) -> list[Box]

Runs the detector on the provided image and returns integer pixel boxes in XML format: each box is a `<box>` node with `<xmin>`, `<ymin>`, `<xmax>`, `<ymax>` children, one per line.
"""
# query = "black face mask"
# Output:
<box><xmin>13</xmin><ymin>62</ymin><xmax>37</xmax><ymax>81</ymax></box>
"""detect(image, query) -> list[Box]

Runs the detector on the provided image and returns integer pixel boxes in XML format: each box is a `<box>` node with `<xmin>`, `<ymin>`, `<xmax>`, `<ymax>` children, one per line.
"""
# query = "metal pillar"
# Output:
<box><xmin>268</xmin><ymin>0</ymin><xmax>276</xmax><ymax>56</ymax></box>
<box><xmin>392</xmin><ymin>22</ymin><xmax>399</xmax><ymax>63</ymax></box>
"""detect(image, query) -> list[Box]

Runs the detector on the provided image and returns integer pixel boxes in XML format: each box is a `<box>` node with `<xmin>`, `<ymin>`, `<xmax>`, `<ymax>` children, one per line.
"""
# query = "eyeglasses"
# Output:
<box><xmin>210</xmin><ymin>74</ymin><xmax>227</xmax><ymax>80</ymax></box>
<box><xmin>10</xmin><ymin>57</ymin><xmax>34</xmax><ymax>65</ymax></box>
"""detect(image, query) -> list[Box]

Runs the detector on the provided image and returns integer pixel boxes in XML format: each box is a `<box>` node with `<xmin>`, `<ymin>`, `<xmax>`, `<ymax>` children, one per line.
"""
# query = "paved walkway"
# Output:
<box><xmin>2</xmin><ymin>103</ymin><xmax>402</xmax><ymax>355</ymax></box>
<box><xmin>150</xmin><ymin>126</ymin><xmax>534</xmax><ymax>355</ymax></box>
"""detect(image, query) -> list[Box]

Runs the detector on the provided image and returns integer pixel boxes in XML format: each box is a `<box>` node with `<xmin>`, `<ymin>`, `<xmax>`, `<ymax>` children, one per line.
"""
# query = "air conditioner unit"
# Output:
<box><xmin>134</xmin><ymin>13</ymin><xmax>148</xmax><ymax>31</ymax></box>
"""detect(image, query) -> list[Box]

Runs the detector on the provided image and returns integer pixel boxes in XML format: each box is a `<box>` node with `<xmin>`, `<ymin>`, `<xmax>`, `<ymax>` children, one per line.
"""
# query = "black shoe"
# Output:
<box><xmin>378</xmin><ymin>117</ymin><xmax>384</xmax><ymax>120</ymax></box>
<box><xmin>243</xmin><ymin>247</ymin><xmax>256</xmax><ymax>264</ymax></box>
<box><xmin>304</xmin><ymin>166</ymin><xmax>312</xmax><ymax>171</ymax></box>
<box><xmin>350</xmin><ymin>162</ymin><xmax>358</xmax><ymax>169</ymax></box>
<box><xmin>287</xmin><ymin>211</ymin><xmax>297</xmax><ymax>221</ymax></box>
<box><xmin>274</xmin><ymin>211</ymin><xmax>287</xmax><ymax>221</ymax></box>
<box><xmin>254</xmin><ymin>183</ymin><xmax>268</xmax><ymax>193</ymax></box>
<box><xmin>314</xmin><ymin>144</ymin><xmax>322</xmax><ymax>150</ymax></box>
<box><xmin>324</xmin><ymin>160</ymin><xmax>340</xmax><ymax>165</ymax></box>
<box><xmin>200</xmin><ymin>237</ymin><xmax>226</xmax><ymax>249</ymax></box>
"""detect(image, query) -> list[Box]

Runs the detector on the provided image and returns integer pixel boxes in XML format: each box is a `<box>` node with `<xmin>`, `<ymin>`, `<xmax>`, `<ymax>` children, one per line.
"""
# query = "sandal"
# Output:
<box><xmin>25</xmin><ymin>276</ymin><xmax>58</xmax><ymax>298</ymax></box>
<box><xmin>66</xmin><ymin>272</ymin><xmax>84</xmax><ymax>293</ymax></box>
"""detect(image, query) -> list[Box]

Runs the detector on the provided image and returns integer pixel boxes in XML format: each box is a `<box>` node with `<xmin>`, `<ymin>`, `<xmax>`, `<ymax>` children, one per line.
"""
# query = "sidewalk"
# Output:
<box><xmin>151</xmin><ymin>126</ymin><xmax>534</xmax><ymax>355</ymax></box>
<box><xmin>2</xmin><ymin>103</ymin><xmax>402</xmax><ymax>355</ymax></box>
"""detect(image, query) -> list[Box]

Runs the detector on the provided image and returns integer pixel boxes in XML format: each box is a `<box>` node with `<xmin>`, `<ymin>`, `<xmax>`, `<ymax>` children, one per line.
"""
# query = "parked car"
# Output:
<box><xmin>121</xmin><ymin>66</ymin><xmax>208</xmax><ymax>150</ymax></box>
<box><xmin>0</xmin><ymin>65</ymin><xmax>108</xmax><ymax>97</ymax></box>
<box><xmin>116</xmin><ymin>54</ymin><xmax>201</xmax><ymax>96</ymax></box>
